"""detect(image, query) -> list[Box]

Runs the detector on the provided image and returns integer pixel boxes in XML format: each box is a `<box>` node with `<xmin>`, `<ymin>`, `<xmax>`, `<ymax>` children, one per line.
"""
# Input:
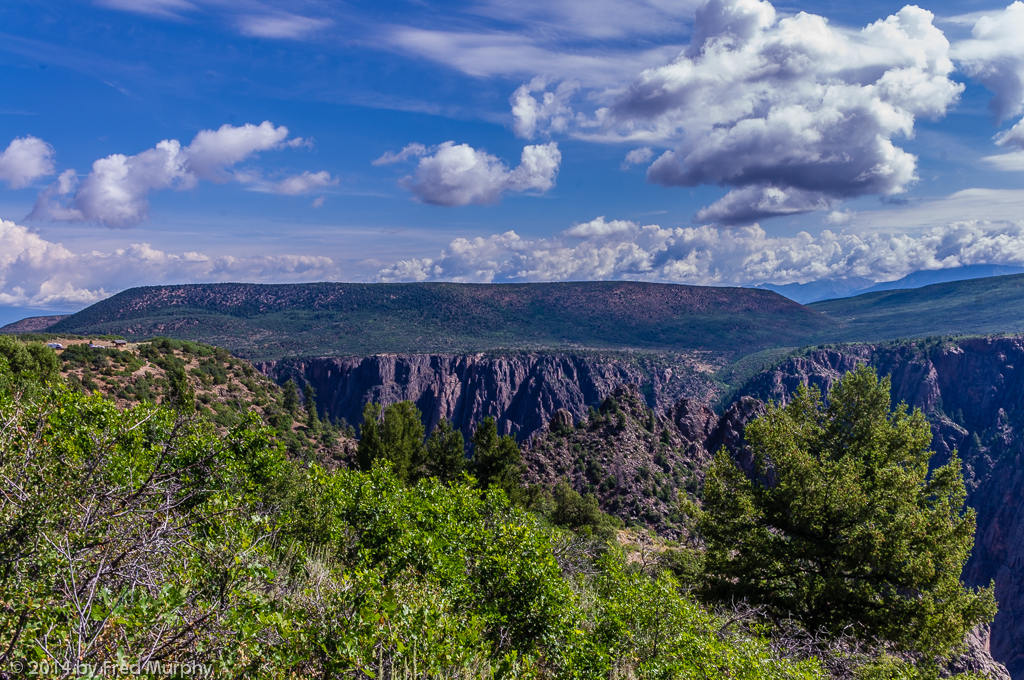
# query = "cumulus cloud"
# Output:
<box><xmin>510</xmin><ymin>78</ymin><xmax>578</xmax><ymax>139</ymax></box>
<box><xmin>0</xmin><ymin>136</ymin><xmax>56</xmax><ymax>189</ymax></box>
<box><xmin>695</xmin><ymin>186</ymin><xmax>833</xmax><ymax>225</ymax></box>
<box><xmin>0</xmin><ymin>218</ymin><xmax>339</xmax><ymax>307</ymax></box>
<box><xmin>29</xmin><ymin>122</ymin><xmax>327</xmax><ymax>227</ymax></box>
<box><xmin>582</xmin><ymin>0</ymin><xmax>962</xmax><ymax>223</ymax></box>
<box><xmin>377</xmin><ymin>216</ymin><xmax>1024</xmax><ymax>286</ymax></box>
<box><xmin>391</xmin><ymin>141</ymin><xmax>561</xmax><ymax>206</ymax></box>
<box><xmin>824</xmin><ymin>209</ymin><xmax>856</xmax><ymax>225</ymax></box>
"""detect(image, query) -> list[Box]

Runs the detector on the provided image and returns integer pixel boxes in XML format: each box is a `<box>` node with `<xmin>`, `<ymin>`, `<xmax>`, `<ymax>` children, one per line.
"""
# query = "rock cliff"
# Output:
<box><xmin>258</xmin><ymin>351</ymin><xmax>720</xmax><ymax>441</ymax></box>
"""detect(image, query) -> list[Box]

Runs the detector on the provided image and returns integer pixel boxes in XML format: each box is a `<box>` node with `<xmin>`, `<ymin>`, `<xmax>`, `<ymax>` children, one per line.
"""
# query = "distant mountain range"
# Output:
<box><xmin>759</xmin><ymin>264</ymin><xmax>1024</xmax><ymax>303</ymax></box>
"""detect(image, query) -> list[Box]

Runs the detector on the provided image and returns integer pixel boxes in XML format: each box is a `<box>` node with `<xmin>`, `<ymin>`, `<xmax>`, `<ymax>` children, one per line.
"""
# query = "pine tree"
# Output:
<box><xmin>356</xmin><ymin>401</ymin><xmax>427</xmax><ymax>483</ymax></box>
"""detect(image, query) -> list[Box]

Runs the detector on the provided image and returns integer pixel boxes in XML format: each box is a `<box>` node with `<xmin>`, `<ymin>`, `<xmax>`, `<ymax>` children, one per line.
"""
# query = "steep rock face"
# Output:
<box><xmin>737</xmin><ymin>338</ymin><xmax>1024</xmax><ymax>678</ymax></box>
<box><xmin>259</xmin><ymin>352</ymin><xmax>718</xmax><ymax>441</ymax></box>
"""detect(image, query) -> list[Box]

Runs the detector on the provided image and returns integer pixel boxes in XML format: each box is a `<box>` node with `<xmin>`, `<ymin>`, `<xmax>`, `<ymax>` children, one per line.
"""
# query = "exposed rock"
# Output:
<box><xmin>525</xmin><ymin>385</ymin><xmax>710</xmax><ymax>532</ymax></box>
<box><xmin>549</xmin><ymin>408</ymin><xmax>574</xmax><ymax>432</ymax></box>
<box><xmin>942</xmin><ymin>625</ymin><xmax>1011</xmax><ymax>680</ymax></box>
<box><xmin>259</xmin><ymin>352</ymin><xmax>718</xmax><ymax>442</ymax></box>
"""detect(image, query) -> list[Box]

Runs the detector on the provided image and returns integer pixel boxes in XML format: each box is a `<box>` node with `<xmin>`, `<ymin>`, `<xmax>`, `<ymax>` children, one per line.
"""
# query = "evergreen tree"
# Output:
<box><xmin>356</xmin><ymin>402</ymin><xmax>383</xmax><ymax>472</ymax></box>
<box><xmin>167</xmin><ymin>365</ymin><xmax>195</xmax><ymax>413</ymax></box>
<box><xmin>356</xmin><ymin>401</ymin><xmax>427</xmax><ymax>483</ymax></box>
<box><xmin>303</xmin><ymin>383</ymin><xmax>319</xmax><ymax>430</ymax></box>
<box><xmin>699</xmin><ymin>366</ymin><xmax>997</xmax><ymax>656</ymax></box>
<box><xmin>281</xmin><ymin>379</ymin><xmax>300</xmax><ymax>415</ymax></box>
<box><xmin>470</xmin><ymin>417</ymin><xmax>523</xmax><ymax>500</ymax></box>
<box><xmin>425</xmin><ymin>417</ymin><xmax>465</xmax><ymax>483</ymax></box>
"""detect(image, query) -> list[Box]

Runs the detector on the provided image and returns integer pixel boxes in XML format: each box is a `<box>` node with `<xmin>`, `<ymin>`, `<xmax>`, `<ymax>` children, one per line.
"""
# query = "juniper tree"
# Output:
<box><xmin>699</xmin><ymin>366</ymin><xmax>996</xmax><ymax>657</ymax></box>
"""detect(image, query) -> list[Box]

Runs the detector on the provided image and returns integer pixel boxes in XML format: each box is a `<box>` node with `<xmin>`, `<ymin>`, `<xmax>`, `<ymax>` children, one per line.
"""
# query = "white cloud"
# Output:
<box><xmin>621</xmin><ymin>147</ymin><xmax>654</xmax><ymax>169</ymax></box>
<box><xmin>377</xmin><ymin>216</ymin><xmax>1024</xmax><ymax>287</ymax></box>
<box><xmin>510</xmin><ymin>78</ymin><xmax>578</xmax><ymax>139</ymax></box>
<box><xmin>0</xmin><ymin>136</ymin><xmax>56</xmax><ymax>189</ymax></box>
<box><xmin>564</xmin><ymin>216</ymin><xmax>637</xmax><ymax>238</ymax></box>
<box><xmin>29</xmin><ymin>121</ymin><xmax>323</xmax><ymax>227</ymax></box>
<box><xmin>94</xmin><ymin>0</ymin><xmax>198</xmax><ymax>20</ymax></box>
<box><xmin>269</xmin><ymin>171</ymin><xmax>338</xmax><ymax>195</ymax></box>
<box><xmin>184</xmin><ymin>121</ymin><xmax>292</xmax><ymax>180</ymax></box>
<box><xmin>695</xmin><ymin>186</ymin><xmax>834</xmax><ymax>225</ymax></box>
<box><xmin>951</xmin><ymin>2</ymin><xmax>1024</xmax><ymax>123</ymax></box>
<box><xmin>236</xmin><ymin>13</ymin><xmax>332</xmax><ymax>40</ymax></box>
<box><xmin>471</xmin><ymin>0</ymin><xmax>696</xmax><ymax>41</ymax></box>
<box><xmin>982</xmin><ymin>150</ymin><xmax>1024</xmax><ymax>172</ymax></box>
<box><xmin>983</xmin><ymin>114</ymin><xmax>1024</xmax><ymax>170</ymax></box>
<box><xmin>825</xmin><ymin>209</ymin><xmax>856</xmax><ymax>225</ymax></box>
<box><xmin>570</xmin><ymin>0</ymin><xmax>963</xmax><ymax>223</ymax></box>
<box><xmin>0</xmin><ymin>218</ymin><xmax>339</xmax><ymax>307</ymax></box>
<box><xmin>396</xmin><ymin>141</ymin><xmax>561</xmax><ymax>206</ymax></box>
<box><xmin>372</xmin><ymin>143</ymin><xmax>428</xmax><ymax>166</ymax></box>
<box><xmin>995</xmin><ymin>118</ymin><xmax>1024</xmax><ymax>150</ymax></box>
<box><xmin>383</xmin><ymin>26</ymin><xmax>682</xmax><ymax>88</ymax></box>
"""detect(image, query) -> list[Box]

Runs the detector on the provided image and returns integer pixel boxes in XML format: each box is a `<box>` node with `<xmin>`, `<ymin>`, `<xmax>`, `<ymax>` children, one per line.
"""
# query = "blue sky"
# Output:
<box><xmin>2</xmin><ymin>0</ymin><xmax>1024</xmax><ymax>321</ymax></box>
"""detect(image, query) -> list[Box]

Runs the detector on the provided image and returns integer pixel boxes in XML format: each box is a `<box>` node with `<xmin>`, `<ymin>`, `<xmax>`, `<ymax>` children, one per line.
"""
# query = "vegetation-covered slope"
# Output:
<box><xmin>45</xmin><ymin>281</ymin><xmax>835</xmax><ymax>359</ymax></box>
<box><xmin>37</xmin><ymin>274</ymin><xmax>1024</xmax><ymax>364</ymax></box>
<box><xmin>810</xmin><ymin>273</ymin><xmax>1024</xmax><ymax>341</ymax></box>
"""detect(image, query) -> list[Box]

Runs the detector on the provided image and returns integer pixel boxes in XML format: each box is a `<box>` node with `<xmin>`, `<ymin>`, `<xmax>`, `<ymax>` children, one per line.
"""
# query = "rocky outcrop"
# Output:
<box><xmin>259</xmin><ymin>352</ymin><xmax>718</xmax><ymax>442</ymax></box>
<box><xmin>943</xmin><ymin>626</ymin><xmax>1011</xmax><ymax>680</ymax></box>
<box><xmin>525</xmin><ymin>385</ymin><xmax>712</xmax><ymax>531</ymax></box>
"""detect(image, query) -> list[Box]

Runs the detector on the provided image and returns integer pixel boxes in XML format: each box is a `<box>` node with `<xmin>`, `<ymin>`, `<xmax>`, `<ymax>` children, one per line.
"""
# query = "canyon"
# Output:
<box><xmin>261</xmin><ymin>336</ymin><xmax>1024</xmax><ymax>677</ymax></box>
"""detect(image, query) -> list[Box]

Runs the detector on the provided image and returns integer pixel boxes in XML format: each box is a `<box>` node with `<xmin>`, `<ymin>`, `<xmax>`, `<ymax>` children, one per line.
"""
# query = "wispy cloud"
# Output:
<box><xmin>236</xmin><ymin>13</ymin><xmax>332</xmax><ymax>40</ymax></box>
<box><xmin>94</xmin><ymin>0</ymin><xmax>199</xmax><ymax>21</ymax></box>
<box><xmin>382</xmin><ymin>26</ymin><xmax>682</xmax><ymax>87</ymax></box>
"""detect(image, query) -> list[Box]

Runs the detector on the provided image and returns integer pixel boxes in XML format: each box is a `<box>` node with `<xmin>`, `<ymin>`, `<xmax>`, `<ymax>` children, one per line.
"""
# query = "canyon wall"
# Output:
<box><xmin>259</xmin><ymin>351</ymin><xmax>718</xmax><ymax>441</ymax></box>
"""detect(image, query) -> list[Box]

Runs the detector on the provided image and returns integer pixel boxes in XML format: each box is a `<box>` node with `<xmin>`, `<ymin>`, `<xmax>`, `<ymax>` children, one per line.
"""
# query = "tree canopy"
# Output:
<box><xmin>699</xmin><ymin>366</ymin><xmax>997</xmax><ymax>657</ymax></box>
